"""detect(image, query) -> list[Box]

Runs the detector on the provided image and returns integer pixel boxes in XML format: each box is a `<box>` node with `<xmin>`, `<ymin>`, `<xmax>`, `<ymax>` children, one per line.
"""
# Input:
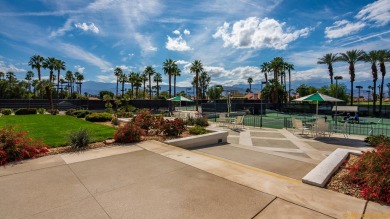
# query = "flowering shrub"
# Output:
<box><xmin>0</xmin><ymin>126</ymin><xmax>48</xmax><ymax>165</ymax></box>
<box><xmin>161</xmin><ymin>118</ymin><xmax>186</xmax><ymax>136</ymax></box>
<box><xmin>344</xmin><ymin>137</ymin><xmax>390</xmax><ymax>204</ymax></box>
<box><xmin>133</xmin><ymin>110</ymin><xmax>154</xmax><ymax>134</ymax></box>
<box><xmin>364</xmin><ymin>134</ymin><xmax>390</xmax><ymax>147</ymax></box>
<box><xmin>116</xmin><ymin>111</ymin><xmax>133</xmax><ymax>118</ymax></box>
<box><xmin>114</xmin><ymin>122</ymin><xmax>144</xmax><ymax>143</ymax></box>
<box><xmin>1</xmin><ymin>108</ymin><xmax>13</xmax><ymax>115</ymax></box>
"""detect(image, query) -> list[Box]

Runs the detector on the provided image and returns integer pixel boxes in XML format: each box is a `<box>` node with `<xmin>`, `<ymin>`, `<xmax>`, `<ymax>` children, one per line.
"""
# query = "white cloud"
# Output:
<box><xmin>134</xmin><ymin>33</ymin><xmax>157</xmax><ymax>54</ymax></box>
<box><xmin>115</xmin><ymin>65</ymin><xmax>133</xmax><ymax>71</ymax></box>
<box><xmin>173</xmin><ymin>30</ymin><xmax>180</xmax><ymax>35</ymax></box>
<box><xmin>96</xmin><ymin>74</ymin><xmax>116</xmax><ymax>83</ymax></box>
<box><xmin>213</xmin><ymin>17</ymin><xmax>311</xmax><ymax>50</ymax></box>
<box><xmin>184</xmin><ymin>29</ymin><xmax>190</xmax><ymax>35</ymax></box>
<box><xmin>356</xmin><ymin>0</ymin><xmax>390</xmax><ymax>26</ymax></box>
<box><xmin>74</xmin><ymin>22</ymin><xmax>99</xmax><ymax>33</ymax></box>
<box><xmin>74</xmin><ymin>65</ymin><xmax>85</xmax><ymax>73</ymax></box>
<box><xmin>50</xmin><ymin>19</ymin><xmax>74</xmax><ymax>38</ymax></box>
<box><xmin>166</xmin><ymin>35</ymin><xmax>192</xmax><ymax>51</ymax></box>
<box><xmin>325</xmin><ymin>20</ymin><xmax>366</xmax><ymax>39</ymax></box>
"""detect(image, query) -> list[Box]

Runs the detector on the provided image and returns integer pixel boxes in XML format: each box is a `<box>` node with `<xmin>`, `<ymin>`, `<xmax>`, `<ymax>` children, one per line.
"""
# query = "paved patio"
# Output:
<box><xmin>0</xmin><ymin>126</ymin><xmax>388</xmax><ymax>218</ymax></box>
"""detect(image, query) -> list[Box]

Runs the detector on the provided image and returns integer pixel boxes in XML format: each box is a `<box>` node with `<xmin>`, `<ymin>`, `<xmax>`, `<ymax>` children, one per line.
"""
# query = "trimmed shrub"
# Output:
<box><xmin>0</xmin><ymin>126</ymin><xmax>48</xmax><ymax>165</ymax></box>
<box><xmin>161</xmin><ymin>118</ymin><xmax>186</xmax><ymax>136</ymax></box>
<box><xmin>114</xmin><ymin>122</ymin><xmax>144</xmax><ymax>143</ymax></box>
<box><xmin>72</xmin><ymin>110</ymin><xmax>91</xmax><ymax>118</ymax></box>
<box><xmin>37</xmin><ymin>108</ymin><xmax>46</xmax><ymax>114</ymax></box>
<box><xmin>117</xmin><ymin>111</ymin><xmax>133</xmax><ymax>118</ymax></box>
<box><xmin>48</xmin><ymin>109</ymin><xmax>59</xmax><ymax>115</ymax></box>
<box><xmin>1</xmin><ymin>109</ymin><xmax>12</xmax><ymax>115</ymax></box>
<box><xmin>119</xmin><ymin>105</ymin><xmax>136</xmax><ymax>112</ymax></box>
<box><xmin>69</xmin><ymin>129</ymin><xmax>90</xmax><ymax>149</ymax></box>
<box><xmin>85</xmin><ymin>112</ymin><xmax>113</xmax><ymax>122</ymax></box>
<box><xmin>344</xmin><ymin>137</ymin><xmax>390</xmax><ymax>204</ymax></box>
<box><xmin>14</xmin><ymin>108</ymin><xmax>37</xmax><ymax>115</ymax></box>
<box><xmin>65</xmin><ymin>109</ymin><xmax>76</xmax><ymax>116</ymax></box>
<box><xmin>105</xmin><ymin>108</ymin><xmax>114</xmax><ymax>114</ymax></box>
<box><xmin>189</xmin><ymin>125</ymin><xmax>208</xmax><ymax>135</ymax></box>
<box><xmin>187</xmin><ymin>116</ymin><xmax>209</xmax><ymax>127</ymax></box>
<box><xmin>364</xmin><ymin>134</ymin><xmax>390</xmax><ymax>147</ymax></box>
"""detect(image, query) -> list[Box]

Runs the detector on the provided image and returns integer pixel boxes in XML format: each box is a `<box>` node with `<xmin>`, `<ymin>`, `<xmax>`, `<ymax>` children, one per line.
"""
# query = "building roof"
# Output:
<box><xmin>332</xmin><ymin>106</ymin><xmax>358</xmax><ymax>112</ymax></box>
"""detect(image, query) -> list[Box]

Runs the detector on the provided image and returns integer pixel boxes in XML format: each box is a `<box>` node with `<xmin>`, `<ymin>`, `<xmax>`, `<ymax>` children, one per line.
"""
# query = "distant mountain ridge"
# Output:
<box><xmin>82</xmin><ymin>80</ymin><xmax>388</xmax><ymax>97</ymax></box>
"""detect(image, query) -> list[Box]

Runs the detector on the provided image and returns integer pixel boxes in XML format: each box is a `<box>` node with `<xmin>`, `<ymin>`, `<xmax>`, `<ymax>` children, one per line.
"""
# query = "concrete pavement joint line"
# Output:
<box><xmin>250</xmin><ymin>196</ymin><xmax>277</xmax><ymax>219</ymax></box>
<box><xmin>279</xmin><ymin>129</ymin><xmax>326</xmax><ymax>160</ymax></box>
<box><xmin>191</xmin><ymin>150</ymin><xmax>301</xmax><ymax>184</ymax></box>
<box><xmin>65</xmin><ymin>165</ymin><xmax>112</xmax><ymax>219</ymax></box>
<box><xmin>0</xmin><ymin>162</ymin><xmax>68</xmax><ymax>178</ymax></box>
<box><xmin>230</xmin><ymin>143</ymin><xmax>320</xmax><ymax>165</ymax></box>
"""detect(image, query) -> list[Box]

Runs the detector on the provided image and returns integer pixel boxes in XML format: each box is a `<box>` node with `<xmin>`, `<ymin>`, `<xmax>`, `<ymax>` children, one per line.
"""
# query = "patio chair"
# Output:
<box><xmin>217</xmin><ymin>113</ymin><xmax>228</xmax><ymax>127</ymax></box>
<box><xmin>231</xmin><ymin>115</ymin><xmax>245</xmax><ymax>129</ymax></box>
<box><xmin>331</xmin><ymin>121</ymin><xmax>348</xmax><ymax>138</ymax></box>
<box><xmin>292</xmin><ymin>117</ymin><xmax>310</xmax><ymax>135</ymax></box>
<box><xmin>313</xmin><ymin>120</ymin><xmax>331</xmax><ymax>137</ymax></box>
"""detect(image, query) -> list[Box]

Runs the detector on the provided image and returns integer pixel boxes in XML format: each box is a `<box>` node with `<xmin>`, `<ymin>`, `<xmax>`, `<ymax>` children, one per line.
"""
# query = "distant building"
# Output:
<box><xmin>244</xmin><ymin>92</ymin><xmax>262</xmax><ymax>100</ymax></box>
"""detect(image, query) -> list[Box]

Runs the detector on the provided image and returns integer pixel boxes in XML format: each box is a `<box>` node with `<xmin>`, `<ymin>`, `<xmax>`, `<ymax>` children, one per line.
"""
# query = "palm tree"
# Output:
<box><xmin>364</xmin><ymin>51</ymin><xmax>378</xmax><ymax>114</ymax></box>
<box><xmin>54</xmin><ymin>59</ymin><xmax>66</xmax><ymax>90</ymax></box>
<box><xmin>190</xmin><ymin>60</ymin><xmax>203</xmax><ymax>111</ymax></box>
<box><xmin>25</xmin><ymin>70</ymin><xmax>34</xmax><ymax>92</ymax></box>
<box><xmin>260</xmin><ymin>62</ymin><xmax>270</xmax><ymax>83</ymax></box>
<box><xmin>377</xmin><ymin>49</ymin><xmax>390</xmax><ymax>114</ymax></box>
<box><xmin>269</xmin><ymin>57</ymin><xmax>285</xmax><ymax>83</ymax></box>
<box><xmin>285</xmin><ymin>63</ymin><xmax>294</xmax><ymax>102</ymax></box>
<box><xmin>173</xmin><ymin>66</ymin><xmax>181</xmax><ymax>96</ymax></box>
<box><xmin>163</xmin><ymin>59</ymin><xmax>176</xmax><ymax>98</ymax></box>
<box><xmin>144</xmin><ymin>66</ymin><xmax>155</xmax><ymax>99</ymax></box>
<box><xmin>75</xmin><ymin>72</ymin><xmax>84</xmax><ymax>94</ymax></box>
<box><xmin>317</xmin><ymin>53</ymin><xmax>338</xmax><ymax>85</ymax></box>
<box><xmin>153</xmin><ymin>72</ymin><xmax>162</xmax><ymax>97</ymax></box>
<box><xmin>247</xmin><ymin>77</ymin><xmax>253</xmax><ymax>93</ymax></box>
<box><xmin>28</xmin><ymin>54</ymin><xmax>44</xmax><ymax>81</ymax></box>
<box><xmin>0</xmin><ymin>72</ymin><xmax>5</xmax><ymax>80</ymax></box>
<box><xmin>42</xmin><ymin>57</ymin><xmax>56</xmax><ymax>83</ymax></box>
<box><xmin>65</xmin><ymin>70</ymin><xmax>74</xmax><ymax>96</ymax></box>
<box><xmin>338</xmin><ymin>49</ymin><xmax>365</xmax><ymax>105</ymax></box>
<box><xmin>119</xmin><ymin>73</ymin><xmax>127</xmax><ymax>96</ymax></box>
<box><xmin>128</xmin><ymin>72</ymin><xmax>137</xmax><ymax>99</ymax></box>
<box><xmin>134</xmin><ymin>73</ymin><xmax>142</xmax><ymax>99</ymax></box>
<box><xmin>6</xmin><ymin>72</ymin><xmax>15</xmax><ymax>84</ymax></box>
<box><xmin>114</xmin><ymin>67</ymin><xmax>123</xmax><ymax>97</ymax></box>
<box><xmin>140</xmin><ymin>72</ymin><xmax>148</xmax><ymax>99</ymax></box>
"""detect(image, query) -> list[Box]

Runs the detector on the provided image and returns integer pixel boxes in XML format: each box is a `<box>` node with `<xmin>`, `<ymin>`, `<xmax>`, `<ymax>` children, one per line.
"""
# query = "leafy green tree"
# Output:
<box><xmin>296</xmin><ymin>84</ymin><xmax>309</xmax><ymax>97</ymax></box>
<box><xmin>28</xmin><ymin>54</ymin><xmax>44</xmax><ymax>81</ymax></box>
<box><xmin>317</xmin><ymin>53</ymin><xmax>338</xmax><ymax>85</ymax></box>
<box><xmin>377</xmin><ymin>49</ymin><xmax>390</xmax><ymax>114</ymax></box>
<box><xmin>114</xmin><ymin>67</ymin><xmax>123</xmax><ymax>97</ymax></box>
<box><xmin>163</xmin><ymin>59</ymin><xmax>176</xmax><ymax>98</ymax></box>
<box><xmin>337</xmin><ymin>49</ymin><xmax>365</xmax><ymax>105</ymax></box>
<box><xmin>261</xmin><ymin>79</ymin><xmax>286</xmax><ymax>107</ymax></box>
<box><xmin>247</xmin><ymin>77</ymin><xmax>253</xmax><ymax>93</ymax></box>
<box><xmin>99</xmin><ymin>90</ymin><xmax>114</xmax><ymax>99</ymax></box>
<box><xmin>207</xmin><ymin>86</ymin><xmax>223</xmax><ymax>100</ymax></box>
<box><xmin>0</xmin><ymin>71</ymin><xmax>5</xmax><ymax>80</ymax></box>
<box><xmin>364</xmin><ymin>50</ymin><xmax>378</xmax><ymax>114</ymax></box>
<box><xmin>190</xmin><ymin>60</ymin><xmax>204</xmax><ymax>111</ymax></box>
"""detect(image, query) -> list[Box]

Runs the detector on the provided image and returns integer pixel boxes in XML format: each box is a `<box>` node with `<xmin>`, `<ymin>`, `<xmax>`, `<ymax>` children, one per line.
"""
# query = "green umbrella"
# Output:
<box><xmin>168</xmin><ymin>96</ymin><xmax>193</xmax><ymax>107</ymax></box>
<box><xmin>292</xmin><ymin>92</ymin><xmax>343</xmax><ymax>116</ymax></box>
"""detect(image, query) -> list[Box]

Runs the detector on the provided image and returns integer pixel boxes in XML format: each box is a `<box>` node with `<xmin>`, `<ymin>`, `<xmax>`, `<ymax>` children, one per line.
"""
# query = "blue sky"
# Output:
<box><xmin>0</xmin><ymin>0</ymin><xmax>389</xmax><ymax>91</ymax></box>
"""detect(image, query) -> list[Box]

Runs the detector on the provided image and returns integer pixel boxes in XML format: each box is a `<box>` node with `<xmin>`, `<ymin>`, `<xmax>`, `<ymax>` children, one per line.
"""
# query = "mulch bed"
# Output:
<box><xmin>326</xmin><ymin>154</ymin><xmax>364</xmax><ymax>200</ymax></box>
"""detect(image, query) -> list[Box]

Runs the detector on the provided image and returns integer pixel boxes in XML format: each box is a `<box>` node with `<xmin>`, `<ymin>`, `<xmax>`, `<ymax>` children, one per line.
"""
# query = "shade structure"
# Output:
<box><xmin>292</xmin><ymin>92</ymin><xmax>343</xmax><ymax>116</ymax></box>
<box><xmin>168</xmin><ymin>95</ymin><xmax>193</xmax><ymax>107</ymax></box>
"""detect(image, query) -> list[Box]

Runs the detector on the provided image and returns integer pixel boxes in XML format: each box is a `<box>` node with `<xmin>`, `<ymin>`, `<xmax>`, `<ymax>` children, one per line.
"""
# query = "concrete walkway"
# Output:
<box><xmin>0</xmin><ymin>131</ymin><xmax>388</xmax><ymax>218</ymax></box>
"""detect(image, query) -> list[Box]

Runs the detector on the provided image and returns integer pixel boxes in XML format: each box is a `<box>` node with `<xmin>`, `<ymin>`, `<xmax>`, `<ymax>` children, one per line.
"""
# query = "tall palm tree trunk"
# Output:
<box><xmin>195</xmin><ymin>71</ymin><xmax>199</xmax><ymax>111</ymax></box>
<box><xmin>174</xmin><ymin>75</ymin><xmax>177</xmax><ymax>96</ymax></box>
<box><xmin>116</xmin><ymin>78</ymin><xmax>119</xmax><ymax>97</ymax></box>
<box><xmin>379</xmin><ymin>63</ymin><xmax>386</xmax><ymax>114</ymax></box>
<box><xmin>168</xmin><ymin>73</ymin><xmax>172</xmax><ymax>98</ymax></box>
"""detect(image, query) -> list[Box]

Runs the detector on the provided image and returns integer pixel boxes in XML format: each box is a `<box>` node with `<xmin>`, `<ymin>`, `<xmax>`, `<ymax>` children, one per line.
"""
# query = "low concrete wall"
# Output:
<box><xmin>165</xmin><ymin>128</ymin><xmax>228</xmax><ymax>149</ymax></box>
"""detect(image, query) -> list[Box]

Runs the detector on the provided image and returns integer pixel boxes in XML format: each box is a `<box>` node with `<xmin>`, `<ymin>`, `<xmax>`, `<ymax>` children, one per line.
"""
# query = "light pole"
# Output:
<box><xmin>334</xmin><ymin>76</ymin><xmax>343</xmax><ymax>127</ymax></box>
<box><xmin>366</xmin><ymin>90</ymin><xmax>371</xmax><ymax>116</ymax></box>
<box><xmin>356</xmin><ymin>85</ymin><xmax>363</xmax><ymax>106</ymax></box>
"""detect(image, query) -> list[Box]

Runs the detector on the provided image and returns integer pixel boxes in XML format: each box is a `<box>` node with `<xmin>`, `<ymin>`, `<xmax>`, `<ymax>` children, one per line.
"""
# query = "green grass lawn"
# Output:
<box><xmin>0</xmin><ymin>114</ymin><xmax>116</xmax><ymax>147</ymax></box>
